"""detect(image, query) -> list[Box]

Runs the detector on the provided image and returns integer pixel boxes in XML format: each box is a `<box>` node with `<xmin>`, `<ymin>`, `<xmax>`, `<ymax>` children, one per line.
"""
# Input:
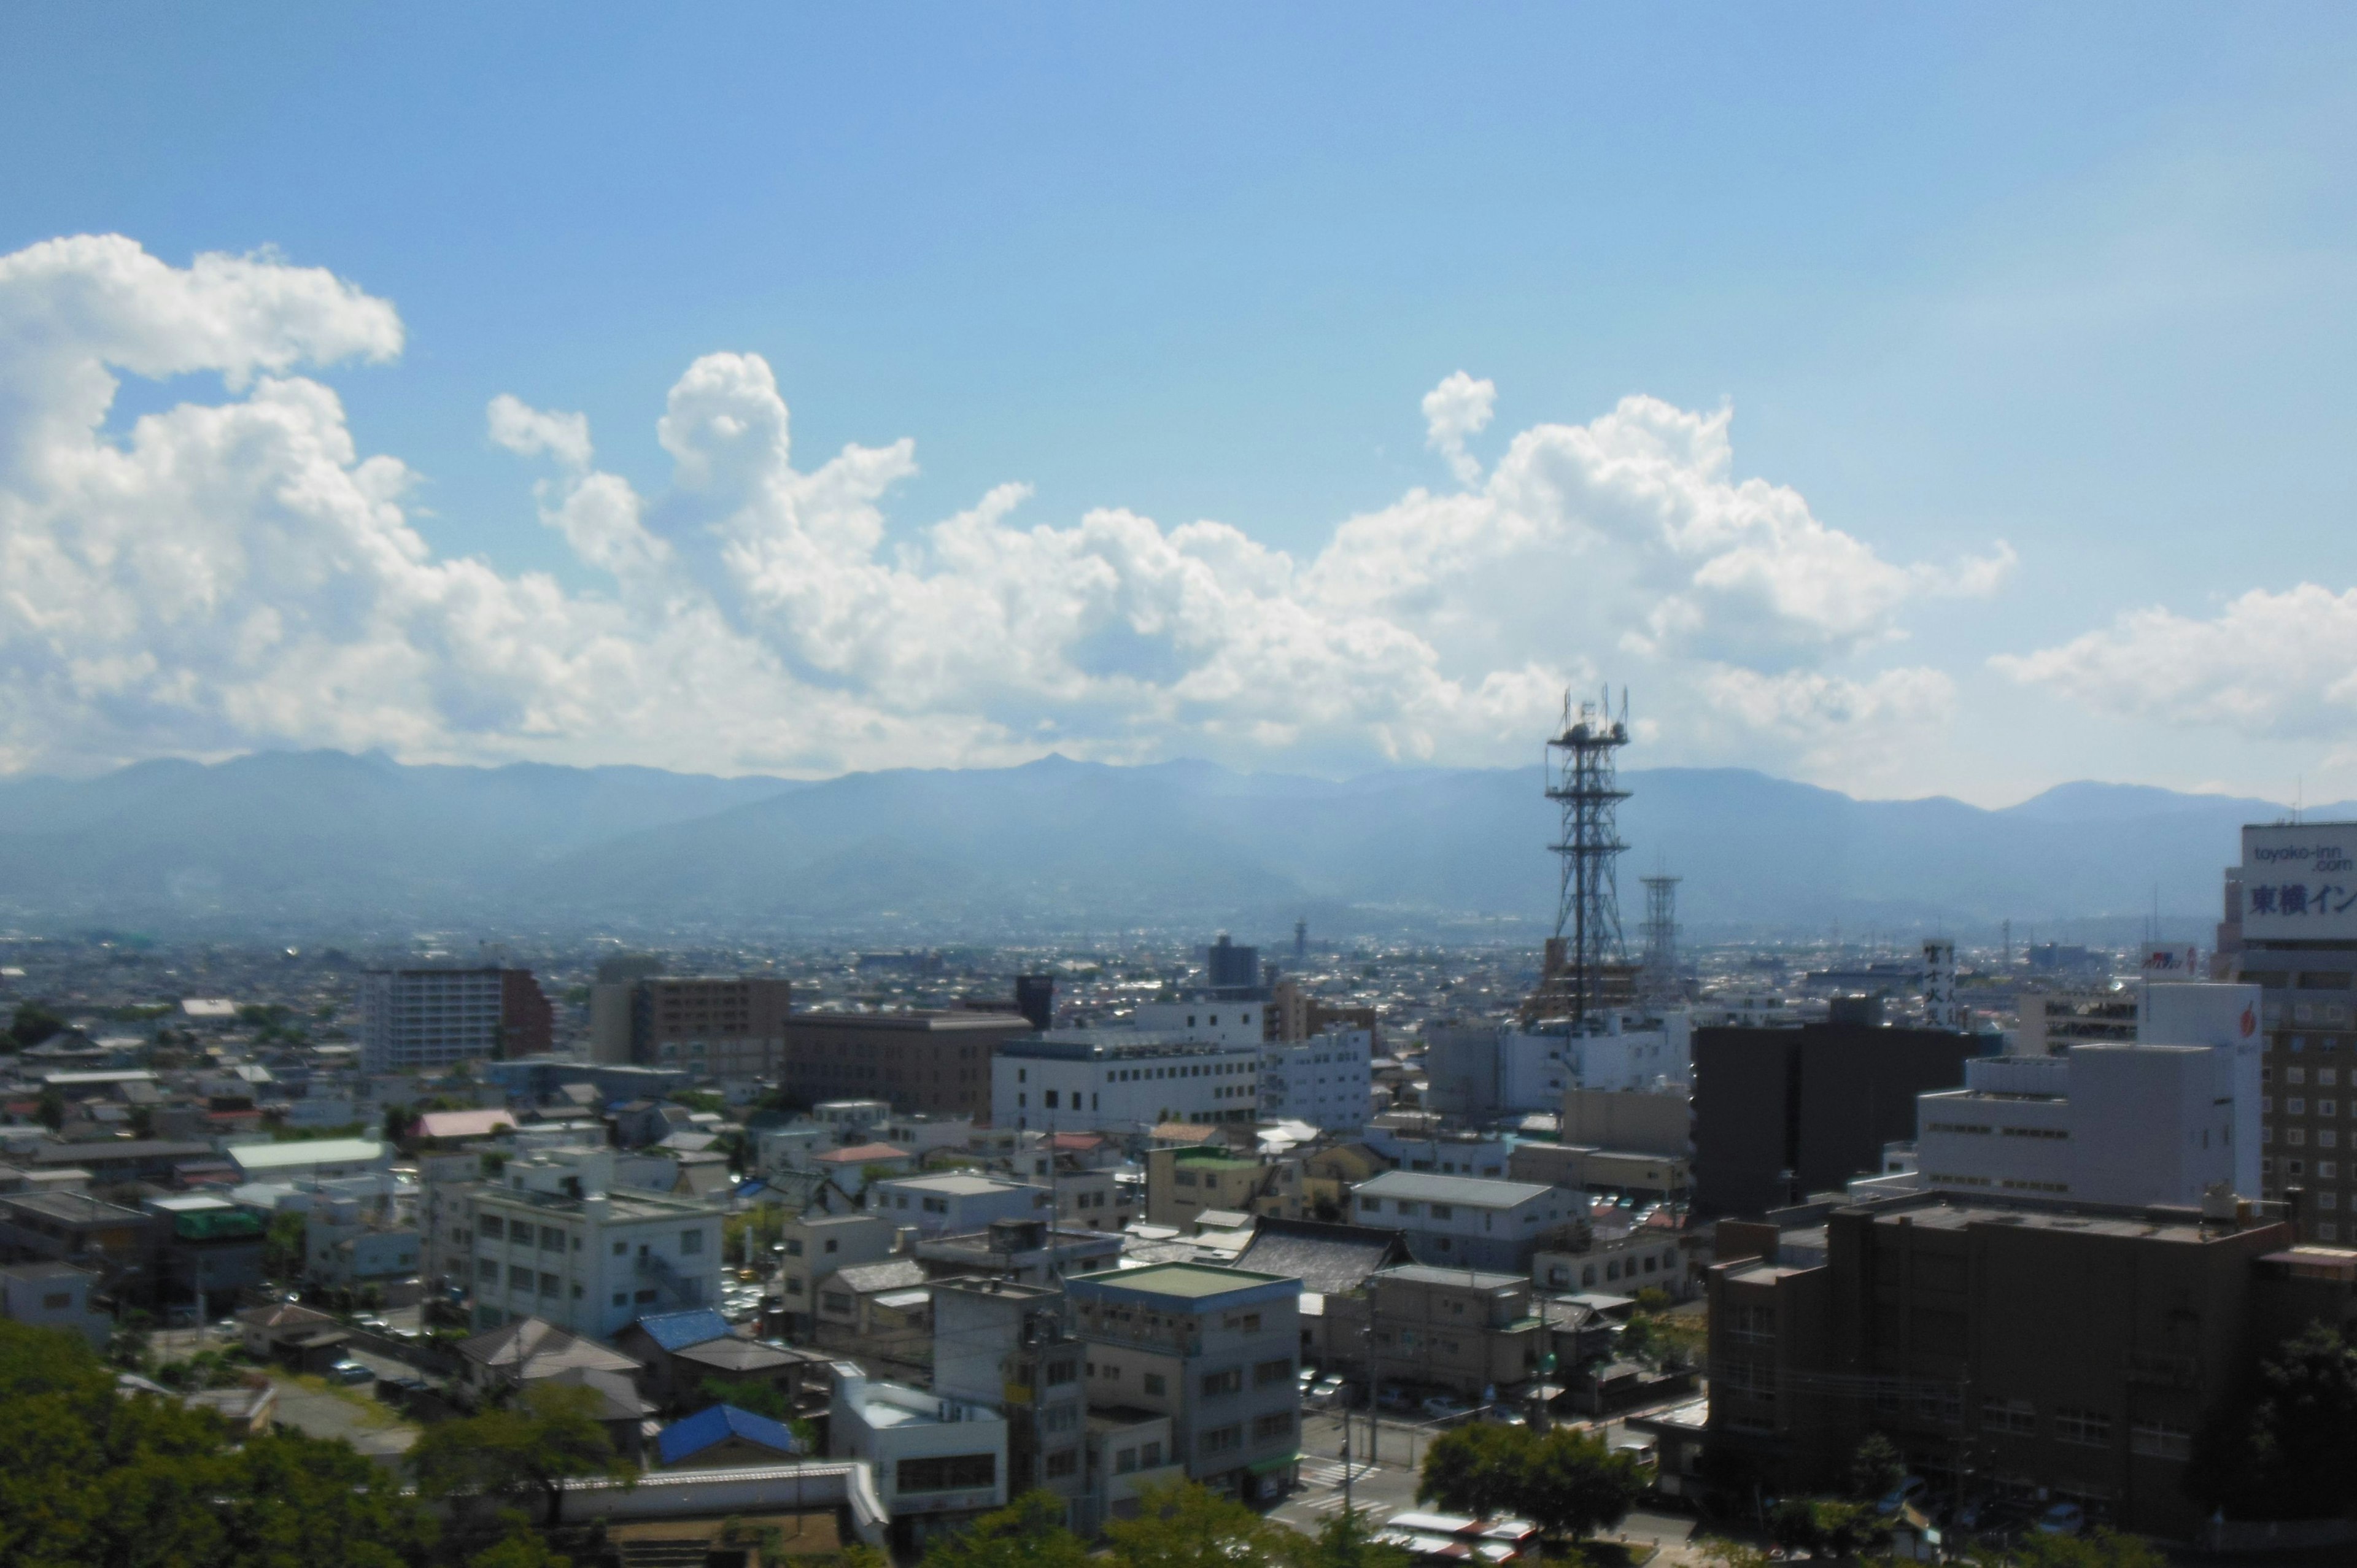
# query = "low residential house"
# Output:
<box><xmin>1298</xmin><ymin>1143</ymin><xmax>1390</xmax><ymax>1223</ymax></box>
<box><xmin>236</xmin><ymin>1302</ymin><xmax>350</xmax><ymax>1373</ymax></box>
<box><xmin>915</xmin><ymin>1218</ymin><xmax>1122</xmax><ymax>1287</ymax></box>
<box><xmin>1342</xmin><ymin>1265</ymin><xmax>1561</xmax><ymax>1403</ymax></box>
<box><xmin>815</xmin><ymin>1142</ymin><xmax>915</xmax><ymax>1195</ymax></box>
<box><xmin>1052</xmin><ymin>1162</ymin><xmax>1134</xmax><ymax>1230</ymax></box>
<box><xmin>612</xmin><ymin>1100</ymin><xmax>694</xmax><ymax>1149</ymax></box>
<box><xmin>812</xmin><ymin>1257</ymin><xmax>933</xmax><ymax>1377</ymax></box>
<box><xmin>1147</xmin><ymin>1146</ymin><xmax>1298</xmax><ymax>1230</ymax></box>
<box><xmin>0</xmin><ymin>1192</ymin><xmax>156</xmax><ymax>1292</ymax></box>
<box><xmin>303</xmin><ymin>1196</ymin><xmax>422</xmax><ymax>1291</ymax></box>
<box><xmin>1231</xmin><ymin>1217</ymin><xmax>1414</xmax><ymax>1366</ymax></box>
<box><xmin>457</xmin><ymin>1315</ymin><xmax>644</xmax><ymax>1401</ymax></box>
<box><xmin>779</xmin><ymin>1203</ymin><xmax>902</xmax><ymax>1338</ymax></box>
<box><xmin>410</xmin><ymin>1109</ymin><xmax>519</xmax><ymax>1145</ymax></box>
<box><xmin>654</xmin><ymin>1403</ymin><xmax>809</xmax><ymax>1469</ymax></box>
<box><xmin>532</xmin><ymin>1364</ymin><xmax>655</xmax><ymax>1464</ymax></box>
<box><xmin>225</xmin><ymin>1138</ymin><xmax>391</xmax><ymax>1185</ymax></box>
<box><xmin>0</xmin><ymin>1260</ymin><xmax>110</xmax><ymax>1348</ymax></box>
<box><xmin>614</xmin><ymin>1306</ymin><xmax>814</xmax><ymax>1414</ymax></box>
<box><xmin>1534</xmin><ymin>1224</ymin><xmax>1693</xmax><ymax>1300</ymax></box>
<box><xmin>866</xmin><ymin>1172</ymin><xmax>1049</xmax><ymax>1237</ymax></box>
<box><xmin>183</xmin><ymin>1380</ymin><xmax>276</xmax><ymax>1436</ymax></box>
<box><xmin>1084</xmin><ymin>1407</ymin><xmax>1187</xmax><ymax>1529</ymax></box>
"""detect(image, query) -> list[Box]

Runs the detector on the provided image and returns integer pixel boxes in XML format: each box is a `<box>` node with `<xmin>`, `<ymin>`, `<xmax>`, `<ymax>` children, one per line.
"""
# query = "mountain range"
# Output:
<box><xmin>0</xmin><ymin>749</ymin><xmax>2318</xmax><ymax>943</ymax></box>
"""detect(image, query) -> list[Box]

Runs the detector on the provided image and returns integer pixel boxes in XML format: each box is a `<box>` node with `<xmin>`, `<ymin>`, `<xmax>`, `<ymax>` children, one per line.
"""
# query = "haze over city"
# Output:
<box><xmin>5</xmin><ymin>12</ymin><xmax>2357</xmax><ymax>1568</ymax></box>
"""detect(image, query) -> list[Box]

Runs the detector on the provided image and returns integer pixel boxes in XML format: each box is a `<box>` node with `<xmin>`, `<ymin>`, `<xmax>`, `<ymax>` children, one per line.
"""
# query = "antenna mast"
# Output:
<box><xmin>1540</xmin><ymin>688</ymin><xmax>1631</xmax><ymax>1024</ymax></box>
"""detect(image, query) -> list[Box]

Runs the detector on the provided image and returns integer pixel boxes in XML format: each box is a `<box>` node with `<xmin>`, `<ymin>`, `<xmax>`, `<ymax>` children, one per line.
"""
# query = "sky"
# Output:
<box><xmin>2</xmin><ymin>4</ymin><xmax>2355</xmax><ymax>805</ymax></box>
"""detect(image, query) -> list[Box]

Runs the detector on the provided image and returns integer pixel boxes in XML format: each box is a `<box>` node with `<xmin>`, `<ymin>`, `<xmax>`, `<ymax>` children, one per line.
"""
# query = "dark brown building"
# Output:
<box><xmin>781</xmin><ymin>1011</ymin><xmax>1034</xmax><ymax>1119</ymax></box>
<box><xmin>1692</xmin><ymin>1022</ymin><xmax>1980</xmax><ymax>1217</ymax></box>
<box><xmin>1703</xmin><ymin>1194</ymin><xmax>2333</xmax><ymax>1540</ymax></box>
<box><xmin>500</xmin><ymin>967</ymin><xmax>554</xmax><ymax>1056</ymax></box>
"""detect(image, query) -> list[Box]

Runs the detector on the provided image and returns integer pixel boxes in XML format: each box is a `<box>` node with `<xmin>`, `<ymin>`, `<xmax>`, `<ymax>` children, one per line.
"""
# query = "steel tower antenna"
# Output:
<box><xmin>1543</xmin><ymin>687</ymin><xmax>1631</xmax><ymax>1024</ymax></box>
<box><xmin>1639</xmin><ymin>873</ymin><xmax>1682</xmax><ymax>1005</ymax></box>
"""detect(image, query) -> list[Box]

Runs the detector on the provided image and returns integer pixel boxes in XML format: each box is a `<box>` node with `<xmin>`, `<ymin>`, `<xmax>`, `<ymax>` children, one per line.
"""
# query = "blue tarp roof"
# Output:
<box><xmin>632</xmin><ymin>1307</ymin><xmax>734</xmax><ymax>1353</ymax></box>
<box><xmin>655</xmin><ymin>1402</ymin><xmax>805</xmax><ymax>1466</ymax></box>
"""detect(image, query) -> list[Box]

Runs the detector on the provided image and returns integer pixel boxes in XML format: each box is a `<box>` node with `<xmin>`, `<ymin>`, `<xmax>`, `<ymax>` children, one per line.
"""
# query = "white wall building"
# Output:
<box><xmin>829</xmin><ymin>1366</ymin><xmax>1009</xmax><ymax>1532</ymax></box>
<box><xmin>994</xmin><ymin>1035</ymin><xmax>1265</xmax><ymax>1134</ymax></box>
<box><xmin>1260</xmin><ymin>1029</ymin><xmax>1372</xmax><ymax>1131</ymax></box>
<box><xmin>1128</xmin><ymin>1000</ymin><xmax>1266</xmax><ymax>1046</ymax></box>
<box><xmin>1915</xmin><ymin>1038</ymin><xmax>2261</xmax><ymax>1208</ymax></box>
<box><xmin>468</xmin><ymin>1149</ymin><xmax>724</xmax><ymax>1338</ymax></box>
<box><xmin>865</xmin><ymin>1173</ymin><xmax>1053</xmax><ymax>1238</ymax></box>
<box><xmin>358</xmin><ymin>966</ymin><xmax>512</xmax><ymax>1073</ymax></box>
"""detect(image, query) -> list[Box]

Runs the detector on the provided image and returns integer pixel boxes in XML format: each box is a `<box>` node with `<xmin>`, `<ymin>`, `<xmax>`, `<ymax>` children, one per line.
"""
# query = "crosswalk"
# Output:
<box><xmin>1299</xmin><ymin>1460</ymin><xmax>1379</xmax><ymax>1488</ymax></box>
<box><xmin>1299</xmin><ymin>1494</ymin><xmax>1392</xmax><ymax>1520</ymax></box>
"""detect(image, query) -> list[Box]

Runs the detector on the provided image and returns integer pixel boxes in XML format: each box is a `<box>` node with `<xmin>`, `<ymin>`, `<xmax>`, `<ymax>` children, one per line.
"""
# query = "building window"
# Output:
<box><xmin>479</xmin><ymin>1215</ymin><xmax>504</xmax><ymax>1240</ymax></box>
<box><xmin>540</xmin><ymin>1226</ymin><xmax>564</xmax><ymax>1251</ymax></box>
<box><xmin>680</xmin><ymin>1229</ymin><xmax>704</xmax><ymax>1254</ymax></box>
<box><xmin>539</xmin><ymin>1272</ymin><xmax>560</xmax><ymax>1297</ymax></box>
<box><xmin>1254</xmin><ymin>1358</ymin><xmax>1294</xmax><ymax>1386</ymax></box>
<box><xmin>2054</xmin><ymin>1408</ymin><xmax>2111</xmax><ymax>1446</ymax></box>
<box><xmin>2130</xmin><ymin>1420</ymin><xmax>2191</xmax><ymax>1460</ymax></box>
<box><xmin>509</xmin><ymin>1264</ymin><xmax>533</xmax><ymax>1288</ymax></box>
<box><xmin>1981</xmin><ymin>1398</ymin><xmax>2036</xmax><ymax>1435</ymax></box>
<box><xmin>612</xmin><ymin>1292</ymin><xmax>627</xmax><ymax>1307</ymax></box>
<box><xmin>1045</xmin><ymin>1360</ymin><xmax>1077</xmax><ymax>1385</ymax></box>
<box><xmin>1253</xmin><ymin>1411</ymin><xmax>1295</xmax><ymax>1441</ymax></box>
<box><xmin>1045</xmin><ymin>1448</ymin><xmax>1079</xmax><ymax>1478</ymax></box>
<box><xmin>478</xmin><ymin>1259</ymin><xmax>498</xmax><ymax>1280</ymax></box>
<box><xmin>1201</xmin><ymin>1369</ymin><xmax>1243</xmax><ymax>1396</ymax></box>
<box><xmin>1115</xmin><ymin>1446</ymin><xmax>1139</xmax><ymax>1474</ymax></box>
<box><xmin>1143</xmin><ymin>1373</ymin><xmax>1166</xmax><ymax>1396</ymax></box>
<box><xmin>1199</xmin><ymin>1425</ymin><xmax>1242</xmax><ymax>1456</ymax></box>
<box><xmin>899</xmin><ymin>1454</ymin><xmax>998</xmax><ymax>1493</ymax></box>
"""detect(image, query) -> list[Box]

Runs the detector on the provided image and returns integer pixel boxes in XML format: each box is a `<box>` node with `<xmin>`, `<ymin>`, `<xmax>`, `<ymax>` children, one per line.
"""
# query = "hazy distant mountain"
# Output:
<box><xmin>0</xmin><ymin>749</ymin><xmax>2324</xmax><ymax>941</ymax></box>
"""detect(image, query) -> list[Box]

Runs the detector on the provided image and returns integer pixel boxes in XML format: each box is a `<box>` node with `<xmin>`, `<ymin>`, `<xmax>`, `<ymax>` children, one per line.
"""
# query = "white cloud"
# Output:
<box><xmin>1422</xmin><ymin>370</ymin><xmax>1496</xmax><ymax>486</ymax></box>
<box><xmin>0</xmin><ymin>234</ymin><xmax>2010</xmax><ymax>784</ymax></box>
<box><xmin>1995</xmin><ymin>584</ymin><xmax>2357</xmax><ymax>738</ymax></box>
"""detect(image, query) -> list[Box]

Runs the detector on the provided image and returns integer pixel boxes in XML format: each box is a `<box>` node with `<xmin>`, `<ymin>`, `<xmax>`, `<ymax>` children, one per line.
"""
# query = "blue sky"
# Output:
<box><xmin>3</xmin><ymin>4</ymin><xmax>2354</xmax><ymax>803</ymax></box>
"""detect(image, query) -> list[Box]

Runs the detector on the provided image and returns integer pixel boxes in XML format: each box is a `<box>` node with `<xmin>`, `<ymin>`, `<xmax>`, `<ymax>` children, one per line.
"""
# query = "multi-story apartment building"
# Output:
<box><xmin>830</xmin><ymin>1366</ymin><xmax>1010</xmax><ymax>1548</ymax></box>
<box><xmin>931</xmin><ymin>1278</ymin><xmax>1089</xmax><ymax>1524</ymax></box>
<box><xmin>778</xmin><ymin>1206</ymin><xmax>900</xmax><ymax>1337</ymax></box>
<box><xmin>467</xmin><ymin>1150</ymin><xmax>723</xmax><ymax>1338</ymax></box>
<box><xmin>1345</xmin><ymin>1265</ymin><xmax>1560</xmax><ymax>1402</ymax></box>
<box><xmin>359</xmin><ymin>965</ymin><xmax>552</xmax><ymax>1073</ymax></box>
<box><xmin>1703</xmin><ymin>1192</ymin><xmax>2302</xmax><ymax>1540</ymax></box>
<box><xmin>1261</xmin><ymin>1029</ymin><xmax>1373</xmax><ymax>1130</ymax></box>
<box><xmin>2218</xmin><ymin>822</ymin><xmax>2357</xmax><ymax>1241</ymax></box>
<box><xmin>781</xmin><ymin>1012</ymin><xmax>1034</xmax><ymax>1119</ymax></box>
<box><xmin>1350</xmin><ymin>1171</ymin><xmax>1574</xmax><ymax>1272</ymax></box>
<box><xmin>1069</xmin><ymin>1262</ymin><xmax>1304</xmax><ymax>1504</ymax></box>
<box><xmin>995</xmin><ymin>1035</ymin><xmax>1266</xmax><ymax>1134</ymax></box>
<box><xmin>587</xmin><ymin>973</ymin><xmax>792</xmax><ymax>1078</ymax></box>
<box><xmin>1128</xmin><ymin>1000</ymin><xmax>1267</xmax><ymax>1046</ymax></box>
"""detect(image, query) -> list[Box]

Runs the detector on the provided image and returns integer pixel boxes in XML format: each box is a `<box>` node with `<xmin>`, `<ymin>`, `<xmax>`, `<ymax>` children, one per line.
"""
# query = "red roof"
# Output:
<box><xmin>412</xmin><ymin>1110</ymin><xmax>519</xmax><ymax>1140</ymax></box>
<box><xmin>1047</xmin><ymin>1132</ymin><xmax>1106</xmax><ymax>1151</ymax></box>
<box><xmin>815</xmin><ymin>1141</ymin><xmax>911</xmax><ymax>1165</ymax></box>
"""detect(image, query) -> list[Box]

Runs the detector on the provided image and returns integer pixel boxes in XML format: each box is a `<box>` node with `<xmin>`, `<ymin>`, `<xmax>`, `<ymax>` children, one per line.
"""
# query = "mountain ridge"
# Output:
<box><xmin>0</xmin><ymin>750</ymin><xmax>2331</xmax><ymax>940</ymax></box>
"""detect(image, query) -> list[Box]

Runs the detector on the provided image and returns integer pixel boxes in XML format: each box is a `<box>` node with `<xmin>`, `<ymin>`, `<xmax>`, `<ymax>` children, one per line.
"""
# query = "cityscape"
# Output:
<box><xmin>6</xmin><ymin>7</ymin><xmax>2357</xmax><ymax>1568</ymax></box>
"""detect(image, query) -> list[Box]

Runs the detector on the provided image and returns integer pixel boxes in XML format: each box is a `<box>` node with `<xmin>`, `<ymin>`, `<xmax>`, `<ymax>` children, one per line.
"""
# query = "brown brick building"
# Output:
<box><xmin>1703</xmin><ymin>1194</ymin><xmax>2342</xmax><ymax>1540</ymax></box>
<box><xmin>781</xmin><ymin>1011</ymin><xmax>1034</xmax><ymax>1119</ymax></box>
<box><xmin>590</xmin><ymin>975</ymin><xmax>792</xmax><ymax>1077</ymax></box>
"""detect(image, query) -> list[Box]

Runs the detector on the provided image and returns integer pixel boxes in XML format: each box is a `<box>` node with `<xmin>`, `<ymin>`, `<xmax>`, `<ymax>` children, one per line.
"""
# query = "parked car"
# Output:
<box><xmin>2035</xmin><ymin>1503</ymin><xmax>2084</xmax><ymax>1536</ymax></box>
<box><xmin>1298</xmin><ymin>1365</ymin><xmax>1320</xmax><ymax>1392</ymax></box>
<box><xmin>1310</xmin><ymin>1375</ymin><xmax>1350</xmax><ymax>1407</ymax></box>
<box><xmin>329</xmin><ymin>1360</ymin><xmax>374</xmax><ymax>1385</ymax></box>
<box><xmin>1419</xmin><ymin>1395</ymin><xmax>1469</xmax><ymax>1422</ymax></box>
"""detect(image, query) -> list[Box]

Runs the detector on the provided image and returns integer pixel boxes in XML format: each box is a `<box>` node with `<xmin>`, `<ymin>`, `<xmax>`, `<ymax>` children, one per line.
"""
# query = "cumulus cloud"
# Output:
<box><xmin>0</xmin><ymin>234</ymin><xmax>2009</xmax><ymax>783</ymax></box>
<box><xmin>1995</xmin><ymin>585</ymin><xmax>2357</xmax><ymax>737</ymax></box>
<box><xmin>1422</xmin><ymin>370</ymin><xmax>1496</xmax><ymax>486</ymax></box>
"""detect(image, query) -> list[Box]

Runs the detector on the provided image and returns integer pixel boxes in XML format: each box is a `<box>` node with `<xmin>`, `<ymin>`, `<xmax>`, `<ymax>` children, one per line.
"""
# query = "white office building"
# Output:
<box><xmin>467</xmin><ymin>1149</ymin><xmax>724</xmax><ymax>1338</ymax></box>
<box><xmin>829</xmin><ymin>1365</ymin><xmax>1009</xmax><ymax>1535</ymax></box>
<box><xmin>359</xmin><ymin>966</ymin><xmax>540</xmax><ymax>1073</ymax></box>
<box><xmin>1350</xmin><ymin>1171</ymin><xmax>1573</xmax><ymax>1272</ymax></box>
<box><xmin>1260</xmin><ymin>1029</ymin><xmax>1372</xmax><ymax>1131</ymax></box>
<box><xmin>994</xmin><ymin>1035</ymin><xmax>1265</xmax><ymax>1133</ymax></box>
<box><xmin>1424</xmin><ymin>1013</ymin><xmax>1690</xmax><ymax>1118</ymax></box>
<box><xmin>1128</xmin><ymin>1000</ymin><xmax>1266</xmax><ymax>1046</ymax></box>
<box><xmin>1915</xmin><ymin>1040</ymin><xmax>2261</xmax><ymax>1208</ymax></box>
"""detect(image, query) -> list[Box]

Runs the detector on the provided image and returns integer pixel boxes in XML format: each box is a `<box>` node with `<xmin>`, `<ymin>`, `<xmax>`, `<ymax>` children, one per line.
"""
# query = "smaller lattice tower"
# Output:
<box><xmin>1522</xmin><ymin>688</ymin><xmax>1637</xmax><ymax>1024</ymax></box>
<box><xmin>1638</xmin><ymin>875</ymin><xmax>1683</xmax><ymax>1005</ymax></box>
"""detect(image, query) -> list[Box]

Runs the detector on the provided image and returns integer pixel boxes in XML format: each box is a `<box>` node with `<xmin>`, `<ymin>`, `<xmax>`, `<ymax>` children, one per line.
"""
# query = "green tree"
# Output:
<box><xmin>2011</xmin><ymin>1529</ymin><xmax>2168</xmax><ymax>1568</ymax></box>
<box><xmin>409</xmin><ymin>1382</ymin><xmax>635</xmax><ymax>1526</ymax></box>
<box><xmin>1517</xmin><ymin>1427</ymin><xmax>1641</xmax><ymax>1543</ymax></box>
<box><xmin>1848</xmin><ymin>1431</ymin><xmax>1905</xmax><ymax>1501</ymax></box>
<box><xmin>35</xmin><ymin>1086</ymin><xmax>64</xmax><ymax>1131</ymax></box>
<box><xmin>6</xmin><ymin>1000</ymin><xmax>68</xmax><ymax>1051</ymax></box>
<box><xmin>1418</xmin><ymin>1421</ymin><xmax>1538</xmax><ymax>1518</ymax></box>
<box><xmin>1301</xmin><ymin>1505</ymin><xmax>1411</xmax><ymax>1568</ymax></box>
<box><xmin>1768</xmin><ymin>1497</ymin><xmax>1818</xmax><ymax>1557</ymax></box>
<box><xmin>466</xmin><ymin>1512</ymin><xmax>572</xmax><ymax>1568</ymax></box>
<box><xmin>919</xmin><ymin>1490</ymin><xmax>1092</xmax><ymax>1568</ymax></box>
<box><xmin>1102</xmin><ymin>1480</ymin><xmax>1301</xmax><ymax>1568</ymax></box>
<box><xmin>263</xmin><ymin>1210</ymin><xmax>309</xmax><ymax>1283</ymax></box>
<box><xmin>2189</xmin><ymin>1321</ymin><xmax>2357</xmax><ymax>1519</ymax></box>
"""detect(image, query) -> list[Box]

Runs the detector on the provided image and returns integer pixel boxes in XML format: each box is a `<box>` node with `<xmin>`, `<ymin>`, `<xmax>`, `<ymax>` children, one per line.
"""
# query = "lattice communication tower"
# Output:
<box><xmin>1545</xmin><ymin>689</ymin><xmax>1631</xmax><ymax>1022</ymax></box>
<box><xmin>1639</xmin><ymin>875</ymin><xmax>1682</xmax><ymax>1004</ymax></box>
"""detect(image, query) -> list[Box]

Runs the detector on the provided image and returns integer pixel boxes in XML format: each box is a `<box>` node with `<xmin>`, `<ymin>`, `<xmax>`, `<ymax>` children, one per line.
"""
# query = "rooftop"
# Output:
<box><xmin>1357</xmin><ymin>1170</ymin><xmax>1555</xmax><ymax>1207</ymax></box>
<box><xmin>228</xmin><ymin>1138</ymin><xmax>386</xmax><ymax>1170</ymax></box>
<box><xmin>1376</xmin><ymin>1264</ymin><xmax>1528</xmax><ymax>1291</ymax></box>
<box><xmin>629</xmin><ymin>1307</ymin><xmax>735</xmax><ymax>1353</ymax></box>
<box><xmin>657</xmin><ymin>1404</ymin><xmax>807</xmax><ymax>1465</ymax></box>
<box><xmin>1069</xmin><ymin>1261</ymin><xmax>1298</xmax><ymax>1303</ymax></box>
<box><xmin>873</xmin><ymin>1173</ymin><xmax>1032</xmax><ymax>1196</ymax></box>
